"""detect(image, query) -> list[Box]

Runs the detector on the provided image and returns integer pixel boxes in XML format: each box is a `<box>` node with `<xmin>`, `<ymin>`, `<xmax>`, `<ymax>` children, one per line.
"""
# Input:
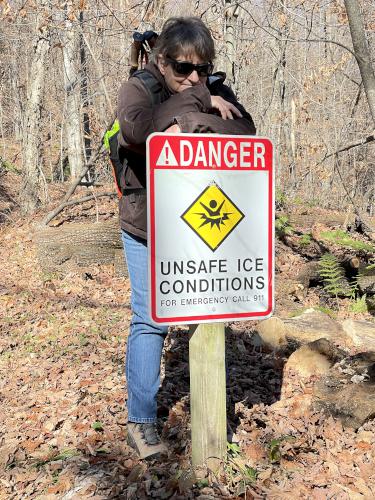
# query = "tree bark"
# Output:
<box><xmin>79</xmin><ymin>10</ymin><xmax>91</xmax><ymax>165</ymax></box>
<box><xmin>35</xmin><ymin>220</ymin><xmax>122</xmax><ymax>271</ymax></box>
<box><xmin>344</xmin><ymin>0</ymin><xmax>375</xmax><ymax>128</ymax></box>
<box><xmin>21</xmin><ymin>2</ymin><xmax>51</xmax><ymax>213</ymax></box>
<box><xmin>223</xmin><ymin>0</ymin><xmax>239</xmax><ymax>87</ymax></box>
<box><xmin>63</xmin><ymin>1</ymin><xmax>84</xmax><ymax>178</ymax></box>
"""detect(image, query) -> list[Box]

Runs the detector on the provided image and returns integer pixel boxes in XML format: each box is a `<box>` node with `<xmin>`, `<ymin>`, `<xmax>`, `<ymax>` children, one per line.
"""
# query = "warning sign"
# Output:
<box><xmin>181</xmin><ymin>182</ymin><xmax>244</xmax><ymax>251</ymax></box>
<box><xmin>147</xmin><ymin>133</ymin><xmax>274</xmax><ymax>325</ymax></box>
<box><xmin>155</xmin><ymin>140</ymin><xmax>178</xmax><ymax>166</ymax></box>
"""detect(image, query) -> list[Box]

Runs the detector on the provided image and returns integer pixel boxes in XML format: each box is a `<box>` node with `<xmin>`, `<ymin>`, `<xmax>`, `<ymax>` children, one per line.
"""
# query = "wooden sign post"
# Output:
<box><xmin>189</xmin><ymin>323</ymin><xmax>226</xmax><ymax>471</ymax></box>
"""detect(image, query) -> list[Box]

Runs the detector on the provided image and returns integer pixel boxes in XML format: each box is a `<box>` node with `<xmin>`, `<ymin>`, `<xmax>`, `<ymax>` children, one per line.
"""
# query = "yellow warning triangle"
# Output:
<box><xmin>156</xmin><ymin>140</ymin><xmax>178</xmax><ymax>166</ymax></box>
<box><xmin>181</xmin><ymin>183</ymin><xmax>245</xmax><ymax>251</ymax></box>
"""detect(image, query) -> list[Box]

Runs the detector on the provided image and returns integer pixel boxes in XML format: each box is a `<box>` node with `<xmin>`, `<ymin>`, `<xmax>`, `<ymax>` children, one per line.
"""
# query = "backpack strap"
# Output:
<box><xmin>131</xmin><ymin>69</ymin><xmax>167</xmax><ymax>106</ymax></box>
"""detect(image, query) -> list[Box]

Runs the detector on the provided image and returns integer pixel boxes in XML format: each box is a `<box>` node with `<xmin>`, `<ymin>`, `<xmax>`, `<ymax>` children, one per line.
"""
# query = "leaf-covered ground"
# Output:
<box><xmin>0</xmin><ymin>190</ymin><xmax>374</xmax><ymax>499</ymax></box>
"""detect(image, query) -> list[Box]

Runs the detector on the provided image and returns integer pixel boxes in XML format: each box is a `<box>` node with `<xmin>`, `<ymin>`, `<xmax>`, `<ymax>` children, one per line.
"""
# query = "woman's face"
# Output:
<box><xmin>157</xmin><ymin>52</ymin><xmax>209</xmax><ymax>93</ymax></box>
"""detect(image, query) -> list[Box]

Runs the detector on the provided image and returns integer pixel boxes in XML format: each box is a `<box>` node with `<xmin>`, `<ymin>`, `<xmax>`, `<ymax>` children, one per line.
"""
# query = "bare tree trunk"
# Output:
<box><xmin>79</xmin><ymin>10</ymin><xmax>91</xmax><ymax>165</ymax></box>
<box><xmin>344</xmin><ymin>0</ymin><xmax>375</xmax><ymax>128</ymax></box>
<box><xmin>10</xmin><ymin>60</ymin><xmax>23</xmax><ymax>142</ymax></box>
<box><xmin>21</xmin><ymin>3</ymin><xmax>51</xmax><ymax>213</ymax></box>
<box><xmin>80</xmin><ymin>31</ymin><xmax>114</xmax><ymax>117</ymax></box>
<box><xmin>223</xmin><ymin>0</ymin><xmax>239</xmax><ymax>87</ymax></box>
<box><xmin>118</xmin><ymin>0</ymin><xmax>129</xmax><ymax>54</ymax></box>
<box><xmin>0</xmin><ymin>99</ymin><xmax>5</xmax><ymax>158</ymax></box>
<box><xmin>139</xmin><ymin>0</ymin><xmax>152</xmax><ymax>23</ymax></box>
<box><xmin>63</xmin><ymin>1</ymin><xmax>84</xmax><ymax>179</ymax></box>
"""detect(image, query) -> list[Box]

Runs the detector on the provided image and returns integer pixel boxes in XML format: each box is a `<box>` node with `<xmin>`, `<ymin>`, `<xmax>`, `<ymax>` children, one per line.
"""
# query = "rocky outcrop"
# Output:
<box><xmin>256</xmin><ymin>312</ymin><xmax>375</xmax><ymax>428</ymax></box>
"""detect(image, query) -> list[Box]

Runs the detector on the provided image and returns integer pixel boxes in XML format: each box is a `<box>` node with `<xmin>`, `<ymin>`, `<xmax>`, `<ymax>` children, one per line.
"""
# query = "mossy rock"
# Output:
<box><xmin>320</xmin><ymin>229</ymin><xmax>374</xmax><ymax>253</ymax></box>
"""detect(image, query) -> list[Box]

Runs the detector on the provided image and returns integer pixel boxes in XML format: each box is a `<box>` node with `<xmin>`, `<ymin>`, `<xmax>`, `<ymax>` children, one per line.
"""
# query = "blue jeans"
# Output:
<box><xmin>121</xmin><ymin>230</ymin><xmax>168</xmax><ymax>423</ymax></box>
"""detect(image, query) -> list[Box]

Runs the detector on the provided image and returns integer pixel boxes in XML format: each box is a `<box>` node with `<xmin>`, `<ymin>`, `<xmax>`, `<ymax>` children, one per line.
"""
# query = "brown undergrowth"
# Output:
<box><xmin>0</xmin><ymin>183</ymin><xmax>374</xmax><ymax>499</ymax></box>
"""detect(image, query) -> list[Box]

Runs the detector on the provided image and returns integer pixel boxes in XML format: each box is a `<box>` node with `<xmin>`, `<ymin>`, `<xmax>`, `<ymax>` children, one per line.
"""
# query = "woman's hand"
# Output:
<box><xmin>164</xmin><ymin>124</ymin><xmax>181</xmax><ymax>133</ymax></box>
<box><xmin>210</xmin><ymin>96</ymin><xmax>243</xmax><ymax>120</ymax></box>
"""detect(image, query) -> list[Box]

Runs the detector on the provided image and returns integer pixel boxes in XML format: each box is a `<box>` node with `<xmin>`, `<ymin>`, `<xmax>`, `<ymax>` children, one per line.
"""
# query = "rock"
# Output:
<box><xmin>313</xmin><ymin>352</ymin><xmax>375</xmax><ymax>428</ymax></box>
<box><xmin>282</xmin><ymin>339</ymin><xmax>345</xmax><ymax>401</ymax></box>
<box><xmin>256</xmin><ymin>316</ymin><xmax>288</xmax><ymax>349</ymax></box>
<box><xmin>307</xmin><ymin>337</ymin><xmax>346</xmax><ymax>361</ymax></box>
<box><xmin>342</xmin><ymin>319</ymin><xmax>375</xmax><ymax>350</ymax></box>
<box><xmin>256</xmin><ymin>310</ymin><xmax>352</xmax><ymax>350</ymax></box>
<box><xmin>283</xmin><ymin>309</ymin><xmax>350</xmax><ymax>346</ymax></box>
<box><xmin>296</xmin><ymin>261</ymin><xmax>321</xmax><ymax>287</ymax></box>
<box><xmin>284</xmin><ymin>345</ymin><xmax>332</xmax><ymax>378</ymax></box>
<box><xmin>367</xmin><ymin>296</ymin><xmax>375</xmax><ymax>313</ymax></box>
<box><xmin>314</xmin><ymin>381</ymin><xmax>375</xmax><ymax>429</ymax></box>
<box><xmin>357</xmin><ymin>266</ymin><xmax>375</xmax><ymax>294</ymax></box>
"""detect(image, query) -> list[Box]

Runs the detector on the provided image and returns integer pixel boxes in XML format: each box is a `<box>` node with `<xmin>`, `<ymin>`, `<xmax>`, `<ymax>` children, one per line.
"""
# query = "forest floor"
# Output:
<box><xmin>0</xmin><ymin>172</ymin><xmax>375</xmax><ymax>499</ymax></box>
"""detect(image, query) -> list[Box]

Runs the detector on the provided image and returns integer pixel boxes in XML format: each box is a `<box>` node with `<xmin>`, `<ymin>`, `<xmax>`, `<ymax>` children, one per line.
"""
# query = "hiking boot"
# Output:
<box><xmin>127</xmin><ymin>422</ymin><xmax>168</xmax><ymax>460</ymax></box>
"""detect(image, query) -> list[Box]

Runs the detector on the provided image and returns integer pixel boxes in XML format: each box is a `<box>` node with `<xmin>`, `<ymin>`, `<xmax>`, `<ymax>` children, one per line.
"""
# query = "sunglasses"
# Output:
<box><xmin>165</xmin><ymin>57</ymin><xmax>214</xmax><ymax>77</ymax></box>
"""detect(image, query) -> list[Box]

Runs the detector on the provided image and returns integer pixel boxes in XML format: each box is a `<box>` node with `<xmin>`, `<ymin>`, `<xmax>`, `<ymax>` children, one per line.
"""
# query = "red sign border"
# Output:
<box><xmin>147</xmin><ymin>133</ymin><xmax>274</xmax><ymax>324</ymax></box>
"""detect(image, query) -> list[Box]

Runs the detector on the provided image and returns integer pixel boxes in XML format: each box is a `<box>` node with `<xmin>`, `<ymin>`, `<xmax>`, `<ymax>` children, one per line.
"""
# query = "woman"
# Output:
<box><xmin>117</xmin><ymin>16</ymin><xmax>256</xmax><ymax>460</ymax></box>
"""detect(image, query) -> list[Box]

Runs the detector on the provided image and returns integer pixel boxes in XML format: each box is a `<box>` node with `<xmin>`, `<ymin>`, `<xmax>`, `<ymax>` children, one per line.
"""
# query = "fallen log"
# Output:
<box><xmin>277</xmin><ymin>212</ymin><xmax>353</xmax><ymax>230</ymax></box>
<box><xmin>277</xmin><ymin>211</ymin><xmax>375</xmax><ymax>232</ymax></box>
<box><xmin>34</xmin><ymin>220</ymin><xmax>124</xmax><ymax>273</ymax></box>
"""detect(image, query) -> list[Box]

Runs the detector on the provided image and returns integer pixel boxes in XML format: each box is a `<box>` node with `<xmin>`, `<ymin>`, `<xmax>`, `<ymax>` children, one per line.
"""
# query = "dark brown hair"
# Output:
<box><xmin>152</xmin><ymin>17</ymin><xmax>215</xmax><ymax>63</ymax></box>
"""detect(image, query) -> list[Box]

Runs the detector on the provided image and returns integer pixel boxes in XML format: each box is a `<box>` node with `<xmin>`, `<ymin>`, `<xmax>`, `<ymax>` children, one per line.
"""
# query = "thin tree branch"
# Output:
<box><xmin>318</xmin><ymin>134</ymin><xmax>374</xmax><ymax>164</ymax></box>
<box><xmin>41</xmin><ymin>143</ymin><xmax>106</xmax><ymax>226</ymax></box>
<box><xmin>98</xmin><ymin>0</ymin><xmax>126</xmax><ymax>29</ymax></box>
<box><xmin>60</xmin><ymin>191</ymin><xmax>116</xmax><ymax>209</ymax></box>
<box><xmin>238</xmin><ymin>4</ymin><xmax>359</xmax><ymax>60</ymax></box>
<box><xmin>296</xmin><ymin>134</ymin><xmax>374</xmax><ymax>189</ymax></box>
<box><xmin>41</xmin><ymin>191</ymin><xmax>116</xmax><ymax>226</ymax></box>
<box><xmin>80</xmin><ymin>29</ymin><xmax>114</xmax><ymax>115</ymax></box>
<box><xmin>350</xmin><ymin>83</ymin><xmax>363</xmax><ymax>119</ymax></box>
<box><xmin>333</xmin><ymin>153</ymin><xmax>356</xmax><ymax>208</ymax></box>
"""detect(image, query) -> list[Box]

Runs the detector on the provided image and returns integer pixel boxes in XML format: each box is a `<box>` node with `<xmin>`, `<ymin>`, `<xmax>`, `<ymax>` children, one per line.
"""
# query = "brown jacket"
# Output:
<box><xmin>117</xmin><ymin>62</ymin><xmax>256</xmax><ymax>239</ymax></box>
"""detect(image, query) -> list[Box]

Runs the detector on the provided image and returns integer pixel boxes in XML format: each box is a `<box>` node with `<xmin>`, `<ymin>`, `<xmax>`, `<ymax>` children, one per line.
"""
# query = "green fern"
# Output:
<box><xmin>318</xmin><ymin>253</ymin><xmax>352</xmax><ymax>298</ymax></box>
<box><xmin>299</xmin><ymin>233</ymin><xmax>312</xmax><ymax>246</ymax></box>
<box><xmin>349</xmin><ymin>294</ymin><xmax>368</xmax><ymax>313</ymax></box>
<box><xmin>275</xmin><ymin>215</ymin><xmax>294</xmax><ymax>238</ymax></box>
<box><xmin>275</xmin><ymin>188</ymin><xmax>288</xmax><ymax>209</ymax></box>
